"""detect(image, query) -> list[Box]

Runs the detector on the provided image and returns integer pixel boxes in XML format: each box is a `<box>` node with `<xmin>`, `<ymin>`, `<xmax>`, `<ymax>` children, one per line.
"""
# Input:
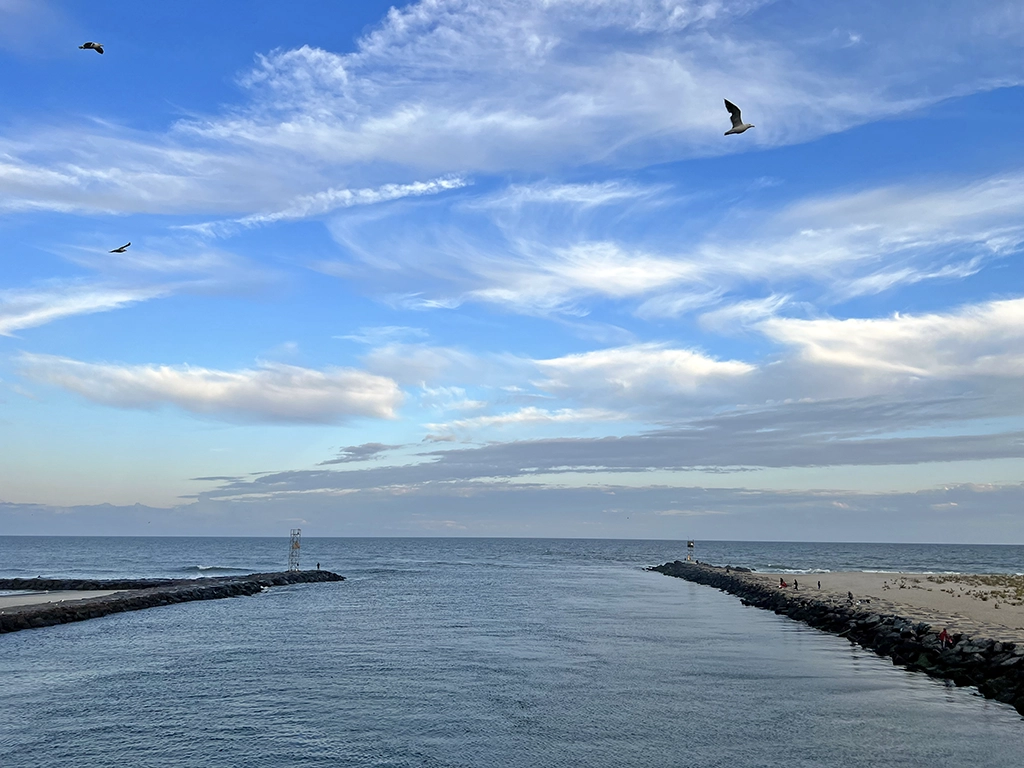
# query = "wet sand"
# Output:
<box><xmin>755</xmin><ymin>571</ymin><xmax>1024</xmax><ymax>643</ymax></box>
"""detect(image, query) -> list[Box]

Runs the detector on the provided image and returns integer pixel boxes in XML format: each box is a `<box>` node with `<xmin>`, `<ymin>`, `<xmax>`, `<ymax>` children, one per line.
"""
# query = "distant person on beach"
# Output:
<box><xmin>938</xmin><ymin>628</ymin><xmax>949</xmax><ymax>648</ymax></box>
<box><xmin>847</xmin><ymin>591</ymin><xmax>854</xmax><ymax>602</ymax></box>
<box><xmin>793</xmin><ymin>579</ymin><xmax>798</xmax><ymax>590</ymax></box>
<box><xmin>817</xmin><ymin>580</ymin><xmax>821</xmax><ymax>590</ymax></box>
<box><xmin>779</xmin><ymin>578</ymin><xmax>788</xmax><ymax>588</ymax></box>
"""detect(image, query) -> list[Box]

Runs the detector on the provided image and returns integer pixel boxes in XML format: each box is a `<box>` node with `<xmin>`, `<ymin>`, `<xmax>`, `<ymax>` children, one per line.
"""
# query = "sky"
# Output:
<box><xmin>1</xmin><ymin>0</ymin><xmax>1023</xmax><ymax>541</ymax></box>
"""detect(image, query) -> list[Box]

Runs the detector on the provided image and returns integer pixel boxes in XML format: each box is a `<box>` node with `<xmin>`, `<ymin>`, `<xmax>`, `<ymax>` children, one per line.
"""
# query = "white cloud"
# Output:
<box><xmin>468</xmin><ymin>241</ymin><xmax>702</xmax><ymax>313</ymax></box>
<box><xmin>0</xmin><ymin>242</ymin><xmax>283</xmax><ymax>336</ymax></box>
<box><xmin>636</xmin><ymin>289</ymin><xmax>724</xmax><ymax>320</ymax></box>
<box><xmin>418</xmin><ymin>385</ymin><xmax>487</xmax><ymax>413</ymax></box>
<box><xmin>17</xmin><ymin>354</ymin><xmax>403</xmax><ymax>423</ymax></box>
<box><xmin>193</xmin><ymin>0</ymin><xmax>1000</xmax><ymax>175</ymax></box>
<box><xmin>761</xmin><ymin>297</ymin><xmax>1024</xmax><ymax>379</ymax></box>
<box><xmin>193</xmin><ymin>176</ymin><xmax>469</xmax><ymax>236</ymax></box>
<box><xmin>0</xmin><ymin>136</ymin><xmax>265</xmax><ymax>215</ymax></box>
<box><xmin>699</xmin><ymin>294</ymin><xmax>789</xmax><ymax>332</ymax></box>
<box><xmin>535</xmin><ymin>342</ymin><xmax>755</xmax><ymax>401</ymax></box>
<box><xmin>361</xmin><ymin>342</ymin><xmax>484</xmax><ymax>385</ymax></box>
<box><xmin>473</xmin><ymin>180</ymin><xmax>665</xmax><ymax>210</ymax></box>
<box><xmin>657</xmin><ymin>174</ymin><xmax>1024</xmax><ymax>304</ymax></box>
<box><xmin>0</xmin><ymin>283</ymin><xmax>168</xmax><ymax>336</ymax></box>
<box><xmin>322</xmin><ymin>167</ymin><xmax>1024</xmax><ymax>321</ymax></box>
<box><xmin>427</xmin><ymin>406</ymin><xmax>623</xmax><ymax>433</ymax></box>
<box><xmin>337</xmin><ymin>325</ymin><xmax>429</xmax><ymax>345</ymax></box>
<box><xmin>4</xmin><ymin>1</ymin><xmax>1022</xmax><ymax>215</ymax></box>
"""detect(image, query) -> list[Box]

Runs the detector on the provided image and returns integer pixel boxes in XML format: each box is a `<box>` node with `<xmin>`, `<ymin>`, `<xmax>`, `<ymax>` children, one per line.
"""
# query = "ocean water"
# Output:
<box><xmin>1</xmin><ymin>537</ymin><xmax>1022</xmax><ymax>767</ymax></box>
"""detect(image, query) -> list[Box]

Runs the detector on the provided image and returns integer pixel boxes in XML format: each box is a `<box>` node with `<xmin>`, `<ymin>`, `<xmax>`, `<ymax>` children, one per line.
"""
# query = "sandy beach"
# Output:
<box><xmin>0</xmin><ymin>590</ymin><xmax>123</xmax><ymax>610</ymax></box>
<box><xmin>750</xmin><ymin>571</ymin><xmax>1024</xmax><ymax>643</ymax></box>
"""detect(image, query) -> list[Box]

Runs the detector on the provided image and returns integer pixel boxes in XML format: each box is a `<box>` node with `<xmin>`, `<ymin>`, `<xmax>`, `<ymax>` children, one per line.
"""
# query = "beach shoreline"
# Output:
<box><xmin>651</xmin><ymin>560</ymin><xmax>1024</xmax><ymax>716</ymax></box>
<box><xmin>748</xmin><ymin>569</ymin><xmax>1024</xmax><ymax>643</ymax></box>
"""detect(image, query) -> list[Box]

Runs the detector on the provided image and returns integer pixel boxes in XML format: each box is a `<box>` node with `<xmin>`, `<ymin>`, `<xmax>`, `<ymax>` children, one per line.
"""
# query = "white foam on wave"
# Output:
<box><xmin>181</xmin><ymin>565</ymin><xmax>245</xmax><ymax>573</ymax></box>
<box><xmin>862</xmin><ymin>569</ymin><xmax>963</xmax><ymax>575</ymax></box>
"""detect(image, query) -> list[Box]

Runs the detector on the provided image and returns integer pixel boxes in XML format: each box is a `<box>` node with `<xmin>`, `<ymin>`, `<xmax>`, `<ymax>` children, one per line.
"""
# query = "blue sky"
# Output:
<box><xmin>2</xmin><ymin>0</ymin><xmax>1024</xmax><ymax>540</ymax></box>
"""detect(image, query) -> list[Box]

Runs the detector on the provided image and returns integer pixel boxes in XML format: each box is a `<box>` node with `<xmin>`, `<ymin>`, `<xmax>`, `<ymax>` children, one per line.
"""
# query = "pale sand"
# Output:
<box><xmin>0</xmin><ymin>590</ymin><xmax>123</xmax><ymax>610</ymax></box>
<box><xmin>748</xmin><ymin>571</ymin><xmax>1024</xmax><ymax>643</ymax></box>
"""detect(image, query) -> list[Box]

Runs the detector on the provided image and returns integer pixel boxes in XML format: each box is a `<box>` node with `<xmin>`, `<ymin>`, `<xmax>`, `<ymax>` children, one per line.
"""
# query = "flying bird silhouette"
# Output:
<box><xmin>79</xmin><ymin>42</ymin><xmax>104</xmax><ymax>54</ymax></box>
<box><xmin>109</xmin><ymin>242</ymin><xmax>131</xmax><ymax>253</ymax></box>
<box><xmin>724</xmin><ymin>99</ymin><xmax>754</xmax><ymax>135</ymax></box>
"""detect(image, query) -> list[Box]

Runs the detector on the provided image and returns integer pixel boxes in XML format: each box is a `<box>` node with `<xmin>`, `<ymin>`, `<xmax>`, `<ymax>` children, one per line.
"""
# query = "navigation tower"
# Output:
<box><xmin>288</xmin><ymin>528</ymin><xmax>301</xmax><ymax>571</ymax></box>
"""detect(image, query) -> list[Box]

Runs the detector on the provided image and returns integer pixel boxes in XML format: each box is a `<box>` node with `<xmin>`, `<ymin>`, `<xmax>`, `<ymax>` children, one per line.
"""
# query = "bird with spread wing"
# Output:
<box><xmin>723</xmin><ymin>99</ymin><xmax>754</xmax><ymax>135</ymax></box>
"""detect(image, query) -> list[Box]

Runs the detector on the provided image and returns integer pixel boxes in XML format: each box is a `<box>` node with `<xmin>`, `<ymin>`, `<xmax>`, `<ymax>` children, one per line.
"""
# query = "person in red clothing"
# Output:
<box><xmin>938</xmin><ymin>628</ymin><xmax>949</xmax><ymax>648</ymax></box>
<box><xmin>779</xmin><ymin>577</ymin><xmax>788</xmax><ymax>588</ymax></box>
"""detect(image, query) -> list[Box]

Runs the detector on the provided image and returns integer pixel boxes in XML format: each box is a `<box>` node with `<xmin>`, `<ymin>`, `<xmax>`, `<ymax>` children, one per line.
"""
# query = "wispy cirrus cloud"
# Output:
<box><xmin>183</xmin><ymin>0</ymin><xmax>1022</xmax><ymax>174</ymax></box>
<box><xmin>189</xmin><ymin>176</ymin><xmax>469</xmax><ymax>237</ymax></box>
<box><xmin>3</xmin><ymin>0</ymin><xmax>1022</xmax><ymax>218</ymax></box>
<box><xmin>470</xmin><ymin>180</ymin><xmax>667</xmax><ymax>211</ymax></box>
<box><xmin>322</xmin><ymin>170</ymin><xmax>1024</xmax><ymax>320</ymax></box>
<box><xmin>0</xmin><ymin>282</ymin><xmax>169</xmax><ymax>336</ymax></box>
<box><xmin>17</xmin><ymin>354</ymin><xmax>403</xmax><ymax>423</ymax></box>
<box><xmin>0</xmin><ymin>243</ymin><xmax>280</xmax><ymax>336</ymax></box>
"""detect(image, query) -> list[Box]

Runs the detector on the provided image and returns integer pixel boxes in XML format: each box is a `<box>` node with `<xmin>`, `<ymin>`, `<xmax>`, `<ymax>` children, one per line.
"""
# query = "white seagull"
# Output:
<box><xmin>109</xmin><ymin>242</ymin><xmax>131</xmax><ymax>253</ymax></box>
<box><xmin>724</xmin><ymin>99</ymin><xmax>754</xmax><ymax>135</ymax></box>
<box><xmin>79</xmin><ymin>42</ymin><xmax>104</xmax><ymax>54</ymax></box>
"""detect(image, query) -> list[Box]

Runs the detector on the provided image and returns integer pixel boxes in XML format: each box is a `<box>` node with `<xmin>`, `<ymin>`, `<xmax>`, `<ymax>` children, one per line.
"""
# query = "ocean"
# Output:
<box><xmin>1</xmin><ymin>537</ymin><xmax>1022</xmax><ymax>767</ymax></box>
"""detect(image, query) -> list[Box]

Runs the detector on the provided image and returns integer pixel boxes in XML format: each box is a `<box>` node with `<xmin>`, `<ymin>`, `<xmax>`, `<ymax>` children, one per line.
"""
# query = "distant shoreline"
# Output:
<box><xmin>651</xmin><ymin>560</ymin><xmax>1024</xmax><ymax>717</ymax></box>
<box><xmin>0</xmin><ymin>571</ymin><xmax>343</xmax><ymax>634</ymax></box>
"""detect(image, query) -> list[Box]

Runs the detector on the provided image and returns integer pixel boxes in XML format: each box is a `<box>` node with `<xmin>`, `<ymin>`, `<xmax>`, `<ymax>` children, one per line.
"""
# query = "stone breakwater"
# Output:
<box><xmin>0</xmin><ymin>570</ymin><xmax>343</xmax><ymax>634</ymax></box>
<box><xmin>650</xmin><ymin>560</ymin><xmax>1024</xmax><ymax>717</ymax></box>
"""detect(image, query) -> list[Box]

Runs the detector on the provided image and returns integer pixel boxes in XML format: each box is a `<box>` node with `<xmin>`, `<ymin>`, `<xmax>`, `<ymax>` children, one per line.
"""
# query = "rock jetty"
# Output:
<box><xmin>0</xmin><ymin>570</ymin><xmax>343</xmax><ymax>635</ymax></box>
<box><xmin>650</xmin><ymin>560</ymin><xmax>1024</xmax><ymax>716</ymax></box>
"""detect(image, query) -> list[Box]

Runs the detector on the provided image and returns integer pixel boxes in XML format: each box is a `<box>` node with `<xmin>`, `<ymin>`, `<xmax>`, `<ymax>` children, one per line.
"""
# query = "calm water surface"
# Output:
<box><xmin>1</xmin><ymin>538</ymin><xmax>1022</xmax><ymax>767</ymax></box>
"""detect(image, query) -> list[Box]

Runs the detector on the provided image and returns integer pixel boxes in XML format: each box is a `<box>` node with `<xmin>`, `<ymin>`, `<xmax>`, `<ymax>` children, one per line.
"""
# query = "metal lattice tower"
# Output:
<box><xmin>288</xmin><ymin>528</ymin><xmax>301</xmax><ymax>571</ymax></box>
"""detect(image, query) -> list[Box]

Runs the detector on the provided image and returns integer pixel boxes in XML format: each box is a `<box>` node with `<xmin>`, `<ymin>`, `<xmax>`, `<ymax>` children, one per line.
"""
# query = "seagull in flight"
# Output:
<box><xmin>109</xmin><ymin>242</ymin><xmax>131</xmax><ymax>253</ymax></box>
<box><xmin>724</xmin><ymin>99</ymin><xmax>754</xmax><ymax>135</ymax></box>
<box><xmin>79</xmin><ymin>42</ymin><xmax>104</xmax><ymax>54</ymax></box>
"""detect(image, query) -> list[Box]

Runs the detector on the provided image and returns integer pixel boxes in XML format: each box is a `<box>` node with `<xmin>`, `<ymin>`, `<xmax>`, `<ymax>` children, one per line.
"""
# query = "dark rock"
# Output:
<box><xmin>0</xmin><ymin>570</ymin><xmax>343</xmax><ymax>635</ymax></box>
<box><xmin>648</xmin><ymin>559</ymin><xmax>1024</xmax><ymax>717</ymax></box>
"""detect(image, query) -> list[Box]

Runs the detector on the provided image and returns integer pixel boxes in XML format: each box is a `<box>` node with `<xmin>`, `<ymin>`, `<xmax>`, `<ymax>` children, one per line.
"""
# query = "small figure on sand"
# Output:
<box><xmin>779</xmin><ymin>577</ymin><xmax>788</xmax><ymax>588</ymax></box>
<box><xmin>847</xmin><ymin>591</ymin><xmax>854</xmax><ymax>602</ymax></box>
<box><xmin>793</xmin><ymin>579</ymin><xmax>799</xmax><ymax>590</ymax></box>
<box><xmin>817</xmin><ymin>580</ymin><xmax>821</xmax><ymax>590</ymax></box>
